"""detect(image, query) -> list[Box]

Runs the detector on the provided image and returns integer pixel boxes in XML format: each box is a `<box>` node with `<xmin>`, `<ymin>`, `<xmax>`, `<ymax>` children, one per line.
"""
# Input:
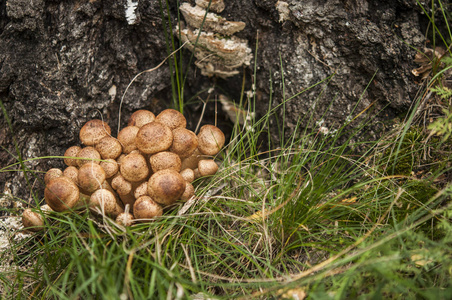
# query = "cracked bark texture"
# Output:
<box><xmin>0</xmin><ymin>0</ymin><xmax>433</xmax><ymax>202</ymax></box>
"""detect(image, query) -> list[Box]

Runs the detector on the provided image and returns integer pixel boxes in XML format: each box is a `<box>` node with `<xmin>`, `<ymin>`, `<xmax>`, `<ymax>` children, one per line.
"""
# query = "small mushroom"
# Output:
<box><xmin>197</xmin><ymin>125</ymin><xmax>225</xmax><ymax>155</ymax></box>
<box><xmin>44</xmin><ymin>168</ymin><xmax>63</xmax><ymax>185</ymax></box>
<box><xmin>198</xmin><ymin>159</ymin><xmax>219</xmax><ymax>176</ymax></box>
<box><xmin>78</xmin><ymin>162</ymin><xmax>106</xmax><ymax>194</ymax></box>
<box><xmin>111</xmin><ymin>174</ymin><xmax>133</xmax><ymax>196</ymax></box>
<box><xmin>180</xmin><ymin>149</ymin><xmax>202</xmax><ymax>170</ymax></box>
<box><xmin>44</xmin><ymin>176</ymin><xmax>81</xmax><ymax>212</ymax></box>
<box><xmin>134</xmin><ymin>181</ymin><xmax>148</xmax><ymax>199</ymax></box>
<box><xmin>128</xmin><ymin>109</ymin><xmax>156</xmax><ymax>128</ymax></box>
<box><xmin>155</xmin><ymin>108</ymin><xmax>187</xmax><ymax>130</ymax></box>
<box><xmin>120</xmin><ymin>153</ymin><xmax>149</xmax><ymax>182</ymax></box>
<box><xmin>149</xmin><ymin>151</ymin><xmax>182</xmax><ymax>173</ymax></box>
<box><xmin>100</xmin><ymin>159</ymin><xmax>119</xmax><ymax>179</ymax></box>
<box><xmin>180</xmin><ymin>182</ymin><xmax>195</xmax><ymax>202</ymax></box>
<box><xmin>76</xmin><ymin>146</ymin><xmax>101</xmax><ymax>167</ymax></box>
<box><xmin>133</xmin><ymin>196</ymin><xmax>163</xmax><ymax>220</ymax></box>
<box><xmin>147</xmin><ymin>169</ymin><xmax>186</xmax><ymax>206</ymax></box>
<box><xmin>180</xmin><ymin>168</ymin><xmax>195</xmax><ymax>183</ymax></box>
<box><xmin>63</xmin><ymin>166</ymin><xmax>79</xmax><ymax>185</ymax></box>
<box><xmin>135</xmin><ymin>122</ymin><xmax>173</xmax><ymax>155</ymax></box>
<box><xmin>95</xmin><ymin>136</ymin><xmax>122</xmax><ymax>159</ymax></box>
<box><xmin>64</xmin><ymin>146</ymin><xmax>82</xmax><ymax>167</ymax></box>
<box><xmin>89</xmin><ymin>189</ymin><xmax>124</xmax><ymax>217</ymax></box>
<box><xmin>22</xmin><ymin>208</ymin><xmax>44</xmax><ymax>232</ymax></box>
<box><xmin>117</xmin><ymin>126</ymin><xmax>139</xmax><ymax>154</ymax></box>
<box><xmin>116</xmin><ymin>211</ymin><xmax>134</xmax><ymax>226</ymax></box>
<box><xmin>170</xmin><ymin>127</ymin><xmax>198</xmax><ymax>158</ymax></box>
<box><xmin>79</xmin><ymin>119</ymin><xmax>111</xmax><ymax>146</ymax></box>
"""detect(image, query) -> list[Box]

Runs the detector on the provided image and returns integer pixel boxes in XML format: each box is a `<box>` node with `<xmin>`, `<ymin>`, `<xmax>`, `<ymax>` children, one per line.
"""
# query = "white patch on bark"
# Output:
<box><xmin>125</xmin><ymin>0</ymin><xmax>138</xmax><ymax>25</ymax></box>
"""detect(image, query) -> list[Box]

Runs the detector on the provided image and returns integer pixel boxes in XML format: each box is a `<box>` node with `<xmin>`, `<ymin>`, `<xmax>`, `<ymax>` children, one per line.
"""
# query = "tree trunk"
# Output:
<box><xmin>0</xmin><ymin>0</ymin><xmax>434</xmax><ymax>201</ymax></box>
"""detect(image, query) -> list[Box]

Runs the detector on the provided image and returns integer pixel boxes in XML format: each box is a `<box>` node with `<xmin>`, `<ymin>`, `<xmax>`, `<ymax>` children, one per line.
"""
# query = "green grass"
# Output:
<box><xmin>1</xmin><ymin>1</ymin><xmax>452</xmax><ymax>299</ymax></box>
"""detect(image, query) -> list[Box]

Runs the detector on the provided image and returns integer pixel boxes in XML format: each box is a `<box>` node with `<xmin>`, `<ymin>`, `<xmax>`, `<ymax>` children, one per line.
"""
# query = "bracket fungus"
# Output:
<box><xmin>177</xmin><ymin>0</ymin><xmax>252</xmax><ymax>78</ymax></box>
<box><xmin>28</xmin><ymin>108</ymin><xmax>225</xmax><ymax>230</ymax></box>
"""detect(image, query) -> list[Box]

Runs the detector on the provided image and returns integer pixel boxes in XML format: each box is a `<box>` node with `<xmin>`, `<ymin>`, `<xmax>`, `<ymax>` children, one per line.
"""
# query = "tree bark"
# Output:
<box><xmin>0</xmin><ymin>0</ymin><xmax>433</xmax><ymax>201</ymax></box>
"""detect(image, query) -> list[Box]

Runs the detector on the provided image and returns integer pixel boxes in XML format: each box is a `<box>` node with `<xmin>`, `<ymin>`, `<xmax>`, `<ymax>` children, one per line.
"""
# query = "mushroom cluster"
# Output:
<box><xmin>177</xmin><ymin>0</ymin><xmax>252</xmax><ymax>78</ymax></box>
<box><xmin>22</xmin><ymin>109</ymin><xmax>225</xmax><ymax>230</ymax></box>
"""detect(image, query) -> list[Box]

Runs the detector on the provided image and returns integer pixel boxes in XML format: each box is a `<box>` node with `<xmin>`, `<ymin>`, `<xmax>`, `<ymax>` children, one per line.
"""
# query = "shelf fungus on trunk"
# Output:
<box><xmin>177</xmin><ymin>0</ymin><xmax>252</xmax><ymax>78</ymax></box>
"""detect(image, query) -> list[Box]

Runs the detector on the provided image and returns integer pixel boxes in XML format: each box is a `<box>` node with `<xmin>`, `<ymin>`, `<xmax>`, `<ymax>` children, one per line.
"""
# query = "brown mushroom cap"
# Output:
<box><xmin>76</xmin><ymin>146</ymin><xmax>101</xmax><ymax>167</ymax></box>
<box><xmin>198</xmin><ymin>159</ymin><xmax>219</xmax><ymax>177</ymax></box>
<box><xmin>89</xmin><ymin>189</ymin><xmax>123</xmax><ymax>217</ymax></box>
<box><xmin>197</xmin><ymin>125</ymin><xmax>225</xmax><ymax>155</ymax></box>
<box><xmin>99</xmin><ymin>159</ymin><xmax>119</xmax><ymax>179</ymax></box>
<box><xmin>44</xmin><ymin>168</ymin><xmax>63</xmax><ymax>186</ymax></box>
<box><xmin>155</xmin><ymin>108</ymin><xmax>187</xmax><ymax>130</ymax></box>
<box><xmin>64</xmin><ymin>146</ymin><xmax>82</xmax><ymax>167</ymax></box>
<box><xmin>120</xmin><ymin>153</ymin><xmax>149</xmax><ymax>182</ymax></box>
<box><xmin>78</xmin><ymin>162</ymin><xmax>106</xmax><ymax>193</ymax></box>
<box><xmin>170</xmin><ymin>127</ymin><xmax>198</xmax><ymax>158</ymax></box>
<box><xmin>147</xmin><ymin>169</ymin><xmax>186</xmax><ymax>206</ymax></box>
<box><xmin>133</xmin><ymin>196</ymin><xmax>163</xmax><ymax>220</ymax></box>
<box><xmin>79</xmin><ymin>119</ymin><xmax>111</xmax><ymax>146</ymax></box>
<box><xmin>149</xmin><ymin>151</ymin><xmax>182</xmax><ymax>173</ymax></box>
<box><xmin>180</xmin><ymin>182</ymin><xmax>195</xmax><ymax>202</ymax></box>
<box><xmin>135</xmin><ymin>122</ymin><xmax>173</xmax><ymax>155</ymax></box>
<box><xmin>111</xmin><ymin>174</ymin><xmax>133</xmax><ymax>195</ymax></box>
<box><xmin>95</xmin><ymin>136</ymin><xmax>122</xmax><ymax>159</ymax></box>
<box><xmin>117</xmin><ymin>126</ymin><xmax>139</xmax><ymax>154</ymax></box>
<box><xmin>180</xmin><ymin>168</ymin><xmax>195</xmax><ymax>183</ymax></box>
<box><xmin>22</xmin><ymin>208</ymin><xmax>45</xmax><ymax>232</ymax></box>
<box><xmin>63</xmin><ymin>166</ymin><xmax>79</xmax><ymax>185</ymax></box>
<box><xmin>128</xmin><ymin>109</ymin><xmax>156</xmax><ymax>128</ymax></box>
<box><xmin>44</xmin><ymin>176</ymin><xmax>80</xmax><ymax>212</ymax></box>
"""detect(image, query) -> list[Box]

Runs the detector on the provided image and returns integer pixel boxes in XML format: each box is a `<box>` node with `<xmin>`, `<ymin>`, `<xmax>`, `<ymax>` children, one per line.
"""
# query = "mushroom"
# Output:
<box><xmin>111</xmin><ymin>174</ymin><xmax>133</xmax><ymax>196</ymax></box>
<box><xmin>147</xmin><ymin>169</ymin><xmax>186</xmax><ymax>206</ymax></box>
<box><xmin>22</xmin><ymin>208</ymin><xmax>44</xmax><ymax>232</ymax></box>
<box><xmin>116</xmin><ymin>211</ymin><xmax>134</xmax><ymax>226</ymax></box>
<box><xmin>64</xmin><ymin>146</ymin><xmax>82</xmax><ymax>167</ymax></box>
<box><xmin>180</xmin><ymin>149</ymin><xmax>202</xmax><ymax>170</ymax></box>
<box><xmin>79</xmin><ymin>119</ymin><xmax>111</xmax><ymax>146</ymax></box>
<box><xmin>117</xmin><ymin>126</ymin><xmax>139</xmax><ymax>154</ymax></box>
<box><xmin>44</xmin><ymin>168</ymin><xmax>63</xmax><ymax>185</ymax></box>
<box><xmin>44</xmin><ymin>176</ymin><xmax>84</xmax><ymax>212</ymax></box>
<box><xmin>100</xmin><ymin>159</ymin><xmax>119</xmax><ymax>179</ymax></box>
<box><xmin>120</xmin><ymin>153</ymin><xmax>149</xmax><ymax>182</ymax></box>
<box><xmin>195</xmin><ymin>0</ymin><xmax>225</xmax><ymax>13</ymax></box>
<box><xmin>149</xmin><ymin>151</ymin><xmax>182</xmax><ymax>173</ymax></box>
<box><xmin>198</xmin><ymin>159</ymin><xmax>219</xmax><ymax>176</ymax></box>
<box><xmin>76</xmin><ymin>146</ymin><xmax>101</xmax><ymax>167</ymax></box>
<box><xmin>180</xmin><ymin>168</ymin><xmax>195</xmax><ymax>183</ymax></box>
<box><xmin>180</xmin><ymin>2</ymin><xmax>244</xmax><ymax>35</ymax></box>
<box><xmin>78</xmin><ymin>162</ymin><xmax>106</xmax><ymax>194</ymax></box>
<box><xmin>180</xmin><ymin>182</ymin><xmax>195</xmax><ymax>202</ymax></box>
<box><xmin>95</xmin><ymin>136</ymin><xmax>122</xmax><ymax>159</ymax></box>
<box><xmin>135</xmin><ymin>122</ymin><xmax>173</xmax><ymax>155</ymax></box>
<box><xmin>128</xmin><ymin>109</ymin><xmax>156</xmax><ymax>128</ymax></box>
<box><xmin>134</xmin><ymin>181</ymin><xmax>148</xmax><ymax>199</ymax></box>
<box><xmin>155</xmin><ymin>108</ymin><xmax>187</xmax><ymax>130</ymax></box>
<box><xmin>170</xmin><ymin>127</ymin><xmax>198</xmax><ymax>158</ymax></box>
<box><xmin>133</xmin><ymin>196</ymin><xmax>163</xmax><ymax>220</ymax></box>
<box><xmin>63</xmin><ymin>166</ymin><xmax>79</xmax><ymax>185</ymax></box>
<box><xmin>197</xmin><ymin>125</ymin><xmax>225</xmax><ymax>155</ymax></box>
<box><xmin>89</xmin><ymin>189</ymin><xmax>124</xmax><ymax>217</ymax></box>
